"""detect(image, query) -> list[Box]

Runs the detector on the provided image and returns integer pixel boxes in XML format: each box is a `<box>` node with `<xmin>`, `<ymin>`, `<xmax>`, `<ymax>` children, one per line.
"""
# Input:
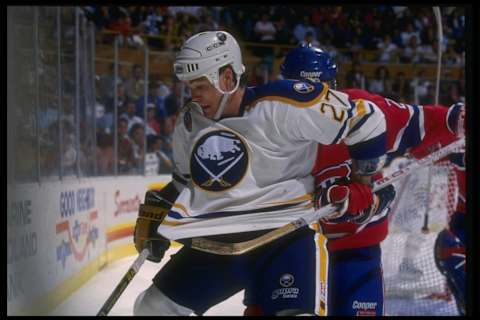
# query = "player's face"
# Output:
<box><xmin>187</xmin><ymin>77</ymin><xmax>223</xmax><ymax>119</ymax></box>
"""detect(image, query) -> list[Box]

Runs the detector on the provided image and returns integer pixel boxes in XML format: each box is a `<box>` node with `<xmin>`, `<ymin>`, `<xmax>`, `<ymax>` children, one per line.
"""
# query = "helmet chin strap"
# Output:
<box><xmin>213</xmin><ymin>78</ymin><xmax>241</xmax><ymax>121</ymax></box>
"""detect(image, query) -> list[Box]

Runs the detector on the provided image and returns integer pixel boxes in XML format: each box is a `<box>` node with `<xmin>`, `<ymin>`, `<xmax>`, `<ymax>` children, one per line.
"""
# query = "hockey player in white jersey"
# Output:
<box><xmin>132</xmin><ymin>31</ymin><xmax>387</xmax><ymax>316</ymax></box>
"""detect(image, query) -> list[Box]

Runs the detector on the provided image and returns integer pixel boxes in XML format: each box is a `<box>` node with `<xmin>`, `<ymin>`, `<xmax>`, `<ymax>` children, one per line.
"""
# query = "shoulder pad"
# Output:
<box><xmin>251</xmin><ymin>79</ymin><xmax>328</xmax><ymax>107</ymax></box>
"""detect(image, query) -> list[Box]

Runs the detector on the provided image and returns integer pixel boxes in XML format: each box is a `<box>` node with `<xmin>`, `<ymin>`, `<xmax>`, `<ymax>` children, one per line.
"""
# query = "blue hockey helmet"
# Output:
<box><xmin>280</xmin><ymin>44</ymin><xmax>337</xmax><ymax>88</ymax></box>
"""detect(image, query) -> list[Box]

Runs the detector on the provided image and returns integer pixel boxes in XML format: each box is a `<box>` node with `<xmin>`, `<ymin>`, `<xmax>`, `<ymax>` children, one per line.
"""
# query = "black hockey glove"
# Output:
<box><xmin>134</xmin><ymin>182</ymin><xmax>179</xmax><ymax>263</ymax></box>
<box><xmin>353</xmin><ymin>184</ymin><xmax>396</xmax><ymax>225</ymax></box>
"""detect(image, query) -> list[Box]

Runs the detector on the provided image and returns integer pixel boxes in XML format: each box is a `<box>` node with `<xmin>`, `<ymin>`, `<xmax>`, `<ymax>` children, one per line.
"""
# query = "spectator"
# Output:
<box><xmin>442</xmin><ymin>82</ymin><xmax>462</xmax><ymax>106</ymax></box>
<box><xmin>142</xmin><ymin>6</ymin><xmax>164</xmax><ymax>49</ymax></box>
<box><xmin>124</xmin><ymin>64</ymin><xmax>145</xmax><ymax>101</ymax></box>
<box><xmin>443</xmin><ymin>42</ymin><xmax>462</xmax><ymax>66</ymax></box>
<box><xmin>390</xmin><ymin>28</ymin><xmax>404</xmax><ymax>48</ymax></box>
<box><xmin>135</xmin><ymin>81</ymin><xmax>167</xmax><ymax>122</ymax></box>
<box><xmin>391</xmin><ymin>71</ymin><xmax>412</xmax><ymax>102</ymax></box>
<box><xmin>96</xmin><ymin>131</ymin><xmax>114</xmax><ymax>175</ymax></box>
<box><xmin>167</xmin><ymin>6</ymin><xmax>202</xmax><ymax>18</ymax></box>
<box><xmin>368</xmin><ymin>66</ymin><xmax>392</xmax><ymax>95</ymax></box>
<box><xmin>411</xmin><ymin>69</ymin><xmax>432</xmax><ymax>104</ymax></box>
<box><xmin>142</xmin><ymin>6</ymin><xmax>162</xmax><ymax>35</ymax></box>
<box><xmin>147</xmin><ymin>134</ymin><xmax>173</xmax><ymax>174</ymax></box>
<box><xmin>348</xmin><ymin>35</ymin><xmax>363</xmax><ymax>62</ymax></box>
<box><xmin>121</xmin><ymin>99</ymin><xmax>144</xmax><ymax>132</ymax></box>
<box><xmin>377</xmin><ymin>34</ymin><xmax>399</xmax><ymax>63</ymax></box>
<box><xmin>107</xmin><ymin>9</ymin><xmax>144</xmax><ymax>47</ymax></box>
<box><xmin>128</xmin><ymin>6</ymin><xmax>149</xmax><ymax>29</ymax></box>
<box><xmin>164</xmin><ymin>79</ymin><xmax>182</xmax><ymax>114</ymax></box>
<box><xmin>104</xmin><ymin>81</ymin><xmax>129</xmax><ymax>116</ymax></box>
<box><xmin>252</xmin><ymin>12</ymin><xmax>276</xmax><ymax>65</ymax></box>
<box><xmin>87</xmin><ymin>6</ymin><xmax>114</xmax><ymax>31</ymax></box>
<box><xmin>96</xmin><ymin>100</ymin><xmax>114</xmax><ymax>134</ymax></box>
<box><xmin>160</xmin><ymin>115</ymin><xmax>174</xmax><ymax>162</ymax></box>
<box><xmin>299</xmin><ymin>31</ymin><xmax>319</xmax><ymax>47</ymax></box>
<box><xmin>400</xmin><ymin>22</ymin><xmax>421</xmax><ymax>47</ymax></box>
<box><xmin>158</xmin><ymin>14</ymin><xmax>178</xmax><ymax>51</ymax></box>
<box><xmin>400</xmin><ymin>35</ymin><xmax>422</xmax><ymax>63</ymax></box>
<box><xmin>196</xmin><ymin>11</ymin><xmax>219</xmax><ymax>33</ymax></box>
<box><xmin>345</xmin><ymin>62</ymin><xmax>366</xmax><ymax>89</ymax></box>
<box><xmin>364</xmin><ymin>19</ymin><xmax>384</xmax><ymax>50</ymax></box>
<box><xmin>156</xmin><ymin>80</ymin><xmax>171</xmax><ymax>99</ymax></box>
<box><xmin>97</xmin><ymin>62</ymin><xmax>123</xmax><ymax>105</ymax></box>
<box><xmin>129</xmin><ymin>123</ymin><xmax>146</xmax><ymax>173</ymax></box>
<box><xmin>273</xmin><ymin>16</ymin><xmax>293</xmax><ymax>46</ymax></box>
<box><xmin>321</xmin><ymin>36</ymin><xmax>341</xmax><ymax>62</ymax></box>
<box><xmin>254</xmin><ymin>12</ymin><xmax>276</xmax><ymax>42</ymax></box>
<box><xmin>62</xmin><ymin>119</ymin><xmax>78</xmax><ymax>176</ymax></box>
<box><xmin>146</xmin><ymin>103</ymin><xmax>161</xmax><ymax>135</ymax></box>
<box><xmin>293</xmin><ymin>15</ymin><xmax>317</xmax><ymax>44</ymax></box>
<box><xmin>418</xmin><ymin>39</ymin><xmax>436</xmax><ymax>63</ymax></box>
<box><xmin>117</xmin><ymin>117</ymin><xmax>136</xmax><ymax>174</ymax></box>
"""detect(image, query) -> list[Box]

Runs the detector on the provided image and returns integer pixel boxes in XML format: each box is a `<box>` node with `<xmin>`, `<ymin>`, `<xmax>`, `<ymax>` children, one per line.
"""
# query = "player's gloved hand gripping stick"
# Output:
<box><xmin>97</xmin><ymin>185</ymin><xmax>178</xmax><ymax>316</ymax></box>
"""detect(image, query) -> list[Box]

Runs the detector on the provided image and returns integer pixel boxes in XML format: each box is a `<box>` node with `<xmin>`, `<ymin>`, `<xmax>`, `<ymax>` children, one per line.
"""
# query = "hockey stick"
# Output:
<box><xmin>96</xmin><ymin>248</ymin><xmax>150</xmax><ymax>316</ymax></box>
<box><xmin>189</xmin><ymin>138</ymin><xmax>465</xmax><ymax>255</ymax></box>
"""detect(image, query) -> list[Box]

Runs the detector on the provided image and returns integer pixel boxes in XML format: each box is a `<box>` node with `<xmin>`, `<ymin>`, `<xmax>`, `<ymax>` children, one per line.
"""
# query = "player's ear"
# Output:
<box><xmin>220</xmin><ymin>67</ymin><xmax>235</xmax><ymax>91</ymax></box>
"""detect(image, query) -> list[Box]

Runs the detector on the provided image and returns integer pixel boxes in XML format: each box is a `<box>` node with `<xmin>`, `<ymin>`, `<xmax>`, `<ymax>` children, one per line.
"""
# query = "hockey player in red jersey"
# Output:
<box><xmin>256</xmin><ymin>44</ymin><xmax>466</xmax><ymax>316</ymax></box>
<box><xmin>409</xmin><ymin>102</ymin><xmax>466</xmax><ymax>315</ymax></box>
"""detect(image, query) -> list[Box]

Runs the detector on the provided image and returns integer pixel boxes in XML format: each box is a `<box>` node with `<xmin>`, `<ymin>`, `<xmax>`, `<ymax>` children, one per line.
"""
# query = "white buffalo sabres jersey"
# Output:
<box><xmin>158</xmin><ymin>80</ymin><xmax>386</xmax><ymax>240</ymax></box>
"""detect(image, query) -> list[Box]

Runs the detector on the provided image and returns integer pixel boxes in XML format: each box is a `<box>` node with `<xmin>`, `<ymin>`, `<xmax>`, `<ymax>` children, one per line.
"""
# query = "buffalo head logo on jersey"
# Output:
<box><xmin>293</xmin><ymin>81</ymin><xmax>315</xmax><ymax>94</ymax></box>
<box><xmin>190</xmin><ymin>130</ymin><xmax>248</xmax><ymax>192</ymax></box>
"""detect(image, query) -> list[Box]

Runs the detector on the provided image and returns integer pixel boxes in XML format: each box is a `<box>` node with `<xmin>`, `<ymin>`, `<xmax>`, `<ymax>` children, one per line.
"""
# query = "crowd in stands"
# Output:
<box><xmin>83</xmin><ymin>6</ymin><xmax>465</xmax><ymax>65</ymax></box>
<box><xmin>94</xmin><ymin>61</ymin><xmax>180</xmax><ymax>175</ymax></box>
<box><xmin>83</xmin><ymin>5</ymin><xmax>465</xmax><ymax>176</ymax></box>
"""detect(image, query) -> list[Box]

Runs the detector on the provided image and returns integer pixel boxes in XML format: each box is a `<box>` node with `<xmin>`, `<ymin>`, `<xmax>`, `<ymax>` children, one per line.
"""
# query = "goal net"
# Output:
<box><xmin>381</xmin><ymin>156</ymin><xmax>459</xmax><ymax>316</ymax></box>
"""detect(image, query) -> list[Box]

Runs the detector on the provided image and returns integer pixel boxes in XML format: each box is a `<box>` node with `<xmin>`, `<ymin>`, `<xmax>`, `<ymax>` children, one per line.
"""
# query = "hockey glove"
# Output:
<box><xmin>134</xmin><ymin>183</ymin><xmax>178</xmax><ymax>263</ymax></box>
<box><xmin>314</xmin><ymin>182</ymin><xmax>394</xmax><ymax>224</ymax></box>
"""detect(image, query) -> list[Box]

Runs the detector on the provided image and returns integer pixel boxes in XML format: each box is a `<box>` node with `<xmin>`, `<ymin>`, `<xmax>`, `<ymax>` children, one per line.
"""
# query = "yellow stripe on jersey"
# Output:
<box><xmin>348</xmin><ymin>99</ymin><xmax>369</xmax><ymax>131</ymax></box>
<box><xmin>315</xmin><ymin>232</ymin><xmax>329</xmax><ymax>316</ymax></box>
<box><xmin>172</xmin><ymin>203</ymin><xmax>190</xmax><ymax>216</ymax></box>
<box><xmin>246</xmin><ymin>83</ymin><xmax>329</xmax><ymax>111</ymax></box>
<box><xmin>356</xmin><ymin>99</ymin><xmax>367</xmax><ymax>117</ymax></box>
<box><xmin>161</xmin><ymin>219</ymin><xmax>194</xmax><ymax>226</ymax></box>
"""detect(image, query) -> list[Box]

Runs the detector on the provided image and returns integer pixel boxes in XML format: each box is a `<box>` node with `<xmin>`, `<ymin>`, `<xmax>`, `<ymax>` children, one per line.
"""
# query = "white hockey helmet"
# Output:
<box><xmin>173</xmin><ymin>31</ymin><xmax>245</xmax><ymax>94</ymax></box>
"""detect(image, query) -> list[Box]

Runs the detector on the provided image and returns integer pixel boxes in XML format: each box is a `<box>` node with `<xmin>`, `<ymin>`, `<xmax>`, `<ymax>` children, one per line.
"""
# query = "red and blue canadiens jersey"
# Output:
<box><xmin>312</xmin><ymin>88</ymin><xmax>462</xmax><ymax>251</ymax></box>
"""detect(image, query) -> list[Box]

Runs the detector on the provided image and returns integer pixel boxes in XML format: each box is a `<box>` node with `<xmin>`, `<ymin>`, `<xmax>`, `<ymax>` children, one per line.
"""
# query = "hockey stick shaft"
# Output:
<box><xmin>190</xmin><ymin>138</ymin><xmax>465</xmax><ymax>255</ymax></box>
<box><xmin>97</xmin><ymin>248</ymin><xmax>150</xmax><ymax>316</ymax></box>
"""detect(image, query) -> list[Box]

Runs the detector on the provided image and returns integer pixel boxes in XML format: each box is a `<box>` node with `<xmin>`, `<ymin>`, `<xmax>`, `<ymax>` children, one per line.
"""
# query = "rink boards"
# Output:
<box><xmin>7</xmin><ymin>175</ymin><xmax>171</xmax><ymax>315</ymax></box>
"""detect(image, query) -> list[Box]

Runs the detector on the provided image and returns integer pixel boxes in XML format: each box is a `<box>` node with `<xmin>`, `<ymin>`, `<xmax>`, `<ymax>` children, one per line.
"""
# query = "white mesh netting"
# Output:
<box><xmin>381</xmin><ymin>157</ymin><xmax>459</xmax><ymax>316</ymax></box>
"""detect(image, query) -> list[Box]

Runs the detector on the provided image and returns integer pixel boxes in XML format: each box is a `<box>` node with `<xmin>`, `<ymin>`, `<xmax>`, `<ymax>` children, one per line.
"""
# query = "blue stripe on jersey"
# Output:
<box><xmin>168</xmin><ymin>210</ymin><xmax>184</xmax><ymax>219</ymax></box>
<box><xmin>348</xmin><ymin>132</ymin><xmax>387</xmax><ymax>160</ymax></box>
<box><xmin>331</xmin><ymin>107</ymin><xmax>354</xmax><ymax>144</ymax></box>
<box><xmin>395</xmin><ymin>104</ymin><xmax>423</xmax><ymax>155</ymax></box>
